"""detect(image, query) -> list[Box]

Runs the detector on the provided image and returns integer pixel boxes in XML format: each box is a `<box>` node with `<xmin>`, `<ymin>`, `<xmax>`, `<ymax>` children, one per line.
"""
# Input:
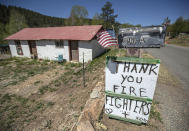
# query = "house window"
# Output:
<box><xmin>55</xmin><ymin>40</ymin><xmax>64</xmax><ymax>48</ymax></box>
<box><xmin>15</xmin><ymin>40</ymin><xmax>23</xmax><ymax>55</ymax></box>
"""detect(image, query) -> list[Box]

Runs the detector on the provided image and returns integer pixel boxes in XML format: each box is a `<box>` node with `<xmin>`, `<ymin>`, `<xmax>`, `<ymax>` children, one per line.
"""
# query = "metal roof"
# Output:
<box><xmin>5</xmin><ymin>25</ymin><xmax>102</xmax><ymax>41</ymax></box>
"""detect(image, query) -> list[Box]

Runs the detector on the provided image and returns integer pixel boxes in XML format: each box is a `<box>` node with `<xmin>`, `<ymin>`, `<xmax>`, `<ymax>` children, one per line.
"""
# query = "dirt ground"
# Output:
<box><xmin>0</xmin><ymin>49</ymin><xmax>184</xmax><ymax>131</ymax></box>
<box><xmin>0</xmin><ymin>49</ymin><xmax>121</xmax><ymax>131</ymax></box>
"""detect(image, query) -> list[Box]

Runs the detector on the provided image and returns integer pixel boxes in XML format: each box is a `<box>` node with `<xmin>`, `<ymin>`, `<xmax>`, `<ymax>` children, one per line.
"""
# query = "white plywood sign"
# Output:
<box><xmin>105</xmin><ymin>56</ymin><xmax>160</xmax><ymax>124</ymax></box>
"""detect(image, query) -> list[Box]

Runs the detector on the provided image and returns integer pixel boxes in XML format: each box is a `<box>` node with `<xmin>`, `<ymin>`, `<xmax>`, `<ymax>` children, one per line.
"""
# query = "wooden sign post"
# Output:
<box><xmin>105</xmin><ymin>56</ymin><xmax>160</xmax><ymax>124</ymax></box>
<box><xmin>126</xmin><ymin>48</ymin><xmax>141</xmax><ymax>58</ymax></box>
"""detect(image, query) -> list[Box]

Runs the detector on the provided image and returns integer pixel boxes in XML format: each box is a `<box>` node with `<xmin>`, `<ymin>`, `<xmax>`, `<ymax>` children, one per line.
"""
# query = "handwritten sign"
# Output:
<box><xmin>118</xmin><ymin>26</ymin><xmax>166</xmax><ymax>48</ymax></box>
<box><xmin>105</xmin><ymin>56</ymin><xmax>160</xmax><ymax>124</ymax></box>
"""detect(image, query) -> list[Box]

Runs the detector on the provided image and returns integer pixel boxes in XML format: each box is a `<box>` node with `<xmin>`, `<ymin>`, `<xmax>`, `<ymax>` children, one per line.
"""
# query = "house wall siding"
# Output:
<box><xmin>91</xmin><ymin>40</ymin><xmax>105</xmax><ymax>58</ymax></box>
<box><xmin>8</xmin><ymin>39</ymin><xmax>105</xmax><ymax>62</ymax></box>
<box><xmin>78</xmin><ymin>41</ymin><xmax>92</xmax><ymax>62</ymax></box>
<box><xmin>9</xmin><ymin>40</ymin><xmax>17</xmax><ymax>56</ymax></box>
<box><xmin>36</xmin><ymin>40</ymin><xmax>69</xmax><ymax>61</ymax></box>
<box><xmin>78</xmin><ymin>40</ymin><xmax>105</xmax><ymax>62</ymax></box>
<box><xmin>20</xmin><ymin>41</ymin><xmax>31</xmax><ymax>57</ymax></box>
<box><xmin>8</xmin><ymin>40</ymin><xmax>31</xmax><ymax>57</ymax></box>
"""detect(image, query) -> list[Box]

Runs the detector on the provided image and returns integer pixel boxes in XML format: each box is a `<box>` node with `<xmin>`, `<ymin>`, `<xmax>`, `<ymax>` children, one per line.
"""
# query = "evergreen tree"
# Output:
<box><xmin>100</xmin><ymin>1</ymin><xmax>118</xmax><ymax>29</ymax></box>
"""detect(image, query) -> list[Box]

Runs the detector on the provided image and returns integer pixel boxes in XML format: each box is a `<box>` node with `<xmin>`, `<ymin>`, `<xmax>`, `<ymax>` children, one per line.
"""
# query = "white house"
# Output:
<box><xmin>5</xmin><ymin>25</ymin><xmax>105</xmax><ymax>62</ymax></box>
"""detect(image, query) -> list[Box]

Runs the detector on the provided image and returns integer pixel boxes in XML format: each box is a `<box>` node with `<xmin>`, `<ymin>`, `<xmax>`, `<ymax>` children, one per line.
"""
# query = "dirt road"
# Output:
<box><xmin>145</xmin><ymin>45</ymin><xmax>189</xmax><ymax>131</ymax></box>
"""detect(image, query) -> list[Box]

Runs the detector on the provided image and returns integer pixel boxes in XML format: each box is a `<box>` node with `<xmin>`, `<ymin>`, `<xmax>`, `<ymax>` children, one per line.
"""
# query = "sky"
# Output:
<box><xmin>0</xmin><ymin>0</ymin><xmax>189</xmax><ymax>26</ymax></box>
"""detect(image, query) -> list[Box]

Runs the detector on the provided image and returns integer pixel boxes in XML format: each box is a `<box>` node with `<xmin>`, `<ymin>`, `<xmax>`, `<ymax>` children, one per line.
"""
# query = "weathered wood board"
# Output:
<box><xmin>105</xmin><ymin>56</ymin><xmax>160</xmax><ymax>124</ymax></box>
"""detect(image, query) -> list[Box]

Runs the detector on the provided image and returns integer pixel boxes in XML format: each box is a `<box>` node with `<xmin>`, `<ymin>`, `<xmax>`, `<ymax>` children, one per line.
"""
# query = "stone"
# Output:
<box><xmin>77</xmin><ymin>120</ymin><xmax>95</xmax><ymax>131</ymax></box>
<box><xmin>76</xmin><ymin>82</ymin><xmax>105</xmax><ymax>130</ymax></box>
<box><xmin>90</xmin><ymin>89</ymin><xmax>99</xmax><ymax>99</ymax></box>
<box><xmin>84</xmin><ymin>98</ymin><xmax>104</xmax><ymax>121</ymax></box>
<box><xmin>41</xmin><ymin>120</ymin><xmax>48</xmax><ymax>128</ymax></box>
<box><xmin>41</xmin><ymin>120</ymin><xmax>51</xmax><ymax>128</ymax></box>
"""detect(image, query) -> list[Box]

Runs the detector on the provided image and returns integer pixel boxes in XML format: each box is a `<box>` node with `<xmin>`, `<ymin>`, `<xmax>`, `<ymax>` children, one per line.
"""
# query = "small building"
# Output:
<box><xmin>5</xmin><ymin>25</ymin><xmax>105</xmax><ymax>62</ymax></box>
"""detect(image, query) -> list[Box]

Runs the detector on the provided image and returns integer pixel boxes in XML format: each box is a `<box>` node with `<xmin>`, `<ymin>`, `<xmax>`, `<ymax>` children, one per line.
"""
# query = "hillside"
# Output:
<box><xmin>0</xmin><ymin>4</ymin><xmax>67</xmax><ymax>44</ymax></box>
<box><xmin>0</xmin><ymin>4</ymin><xmax>141</xmax><ymax>44</ymax></box>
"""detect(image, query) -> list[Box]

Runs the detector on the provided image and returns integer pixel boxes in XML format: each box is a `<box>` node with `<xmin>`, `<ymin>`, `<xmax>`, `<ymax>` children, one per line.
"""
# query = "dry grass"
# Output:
<box><xmin>0</xmin><ymin>49</ymin><xmax>125</xmax><ymax>130</ymax></box>
<box><xmin>166</xmin><ymin>35</ymin><xmax>189</xmax><ymax>47</ymax></box>
<box><xmin>0</xmin><ymin>93</ymin><xmax>52</xmax><ymax>131</ymax></box>
<box><xmin>0</xmin><ymin>57</ymin><xmax>58</xmax><ymax>88</ymax></box>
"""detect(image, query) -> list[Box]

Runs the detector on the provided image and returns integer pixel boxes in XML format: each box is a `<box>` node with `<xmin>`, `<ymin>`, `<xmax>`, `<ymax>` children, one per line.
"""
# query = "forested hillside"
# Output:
<box><xmin>0</xmin><ymin>2</ymin><xmax>140</xmax><ymax>44</ymax></box>
<box><xmin>0</xmin><ymin>4</ymin><xmax>67</xmax><ymax>44</ymax></box>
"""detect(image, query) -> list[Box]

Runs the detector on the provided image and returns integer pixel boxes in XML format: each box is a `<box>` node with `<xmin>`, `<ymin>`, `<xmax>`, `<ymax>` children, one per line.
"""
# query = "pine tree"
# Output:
<box><xmin>100</xmin><ymin>1</ymin><xmax>118</xmax><ymax>29</ymax></box>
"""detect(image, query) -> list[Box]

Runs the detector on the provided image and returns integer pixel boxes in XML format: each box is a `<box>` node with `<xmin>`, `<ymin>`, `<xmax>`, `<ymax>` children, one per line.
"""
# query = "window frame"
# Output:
<box><xmin>55</xmin><ymin>40</ymin><xmax>64</xmax><ymax>48</ymax></box>
<box><xmin>15</xmin><ymin>40</ymin><xmax>23</xmax><ymax>55</ymax></box>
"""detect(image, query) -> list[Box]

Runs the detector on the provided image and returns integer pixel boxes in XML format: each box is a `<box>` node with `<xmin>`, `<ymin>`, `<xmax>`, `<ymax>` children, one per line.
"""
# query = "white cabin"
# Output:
<box><xmin>6</xmin><ymin>25</ymin><xmax>105</xmax><ymax>62</ymax></box>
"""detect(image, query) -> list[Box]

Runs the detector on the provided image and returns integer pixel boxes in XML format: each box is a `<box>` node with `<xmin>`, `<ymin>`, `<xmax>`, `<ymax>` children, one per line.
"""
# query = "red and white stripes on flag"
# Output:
<box><xmin>96</xmin><ymin>30</ymin><xmax>118</xmax><ymax>48</ymax></box>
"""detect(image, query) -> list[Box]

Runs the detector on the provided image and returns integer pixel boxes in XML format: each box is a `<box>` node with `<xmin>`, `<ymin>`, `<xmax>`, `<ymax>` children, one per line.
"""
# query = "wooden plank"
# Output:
<box><xmin>126</xmin><ymin>48</ymin><xmax>140</xmax><ymax>58</ymax></box>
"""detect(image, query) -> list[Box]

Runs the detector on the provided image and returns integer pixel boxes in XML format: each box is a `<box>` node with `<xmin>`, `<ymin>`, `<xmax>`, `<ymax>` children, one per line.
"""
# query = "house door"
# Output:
<box><xmin>28</xmin><ymin>41</ymin><xmax>38</xmax><ymax>59</ymax></box>
<box><xmin>69</xmin><ymin>41</ymin><xmax>79</xmax><ymax>61</ymax></box>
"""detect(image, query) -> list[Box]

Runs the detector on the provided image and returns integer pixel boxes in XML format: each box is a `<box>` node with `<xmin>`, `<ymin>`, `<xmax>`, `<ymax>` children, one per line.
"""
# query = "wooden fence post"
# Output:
<box><xmin>82</xmin><ymin>52</ymin><xmax>85</xmax><ymax>88</ymax></box>
<box><xmin>126</xmin><ymin>48</ymin><xmax>141</xmax><ymax>58</ymax></box>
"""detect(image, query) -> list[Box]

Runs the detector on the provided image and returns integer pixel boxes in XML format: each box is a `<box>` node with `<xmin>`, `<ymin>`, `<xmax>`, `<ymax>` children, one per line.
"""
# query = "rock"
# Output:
<box><xmin>90</xmin><ymin>89</ymin><xmax>99</xmax><ymax>99</ymax></box>
<box><xmin>81</xmin><ymin>82</ymin><xmax>105</xmax><ymax>121</ymax></box>
<box><xmin>41</xmin><ymin>120</ymin><xmax>51</xmax><ymax>129</ymax></box>
<box><xmin>77</xmin><ymin>120</ymin><xmax>95</xmax><ymax>131</ymax></box>
<box><xmin>76</xmin><ymin>82</ymin><xmax>105</xmax><ymax>130</ymax></box>
<box><xmin>60</xmin><ymin>107</ymin><xmax>63</xmax><ymax>111</ymax></box>
<box><xmin>41</xmin><ymin>120</ymin><xmax>48</xmax><ymax>128</ymax></box>
<box><xmin>84</xmin><ymin>98</ymin><xmax>104</xmax><ymax>121</ymax></box>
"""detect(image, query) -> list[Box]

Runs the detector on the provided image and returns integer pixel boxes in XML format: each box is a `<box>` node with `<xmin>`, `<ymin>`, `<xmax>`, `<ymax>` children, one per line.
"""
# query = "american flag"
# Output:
<box><xmin>96</xmin><ymin>30</ymin><xmax>118</xmax><ymax>48</ymax></box>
